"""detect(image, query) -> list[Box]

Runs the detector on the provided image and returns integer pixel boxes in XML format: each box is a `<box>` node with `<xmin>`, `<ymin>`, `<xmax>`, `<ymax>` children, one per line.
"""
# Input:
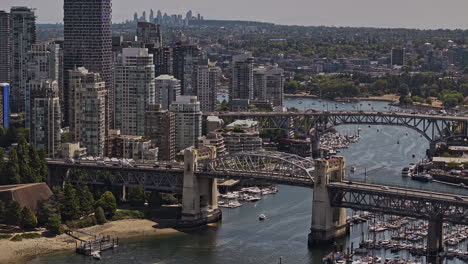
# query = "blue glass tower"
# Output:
<box><xmin>0</xmin><ymin>83</ymin><xmax>10</xmax><ymax>126</ymax></box>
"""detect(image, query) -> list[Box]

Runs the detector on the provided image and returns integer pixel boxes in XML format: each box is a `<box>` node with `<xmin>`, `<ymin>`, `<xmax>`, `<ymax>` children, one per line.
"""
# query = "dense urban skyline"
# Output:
<box><xmin>2</xmin><ymin>0</ymin><xmax>468</xmax><ymax>29</ymax></box>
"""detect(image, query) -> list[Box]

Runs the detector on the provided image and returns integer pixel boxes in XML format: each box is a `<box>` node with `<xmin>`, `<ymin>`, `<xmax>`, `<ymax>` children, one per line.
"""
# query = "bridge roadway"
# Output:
<box><xmin>206</xmin><ymin>110</ymin><xmax>468</xmax><ymax>142</ymax></box>
<box><xmin>328</xmin><ymin>181</ymin><xmax>468</xmax><ymax>225</ymax></box>
<box><xmin>48</xmin><ymin>158</ymin><xmax>468</xmax><ymax>226</ymax></box>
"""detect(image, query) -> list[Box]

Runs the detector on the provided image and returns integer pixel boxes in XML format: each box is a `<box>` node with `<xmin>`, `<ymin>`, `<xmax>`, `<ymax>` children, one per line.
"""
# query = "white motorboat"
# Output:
<box><xmin>259</xmin><ymin>214</ymin><xmax>267</xmax><ymax>220</ymax></box>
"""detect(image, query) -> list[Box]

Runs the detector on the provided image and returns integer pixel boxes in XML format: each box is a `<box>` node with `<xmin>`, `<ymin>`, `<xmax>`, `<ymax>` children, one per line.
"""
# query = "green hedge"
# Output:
<box><xmin>10</xmin><ymin>233</ymin><xmax>41</xmax><ymax>241</ymax></box>
<box><xmin>111</xmin><ymin>210</ymin><xmax>145</xmax><ymax>221</ymax></box>
<box><xmin>0</xmin><ymin>234</ymin><xmax>12</xmax><ymax>240</ymax></box>
<box><xmin>66</xmin><ymin>216</ymin><xmax>97</xmax><ymax>229</ymax></box>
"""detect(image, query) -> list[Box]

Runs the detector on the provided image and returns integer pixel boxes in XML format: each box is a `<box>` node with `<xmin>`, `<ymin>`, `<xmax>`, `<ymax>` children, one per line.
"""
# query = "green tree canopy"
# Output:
<box><xmin>128</xmin><ymin>187</ymin><xmax>146</xmax><ymax>207</ymax></box>
<box><xmin>77</xmin><ymin>185</ymin><xmax>95</xmax><ymax>216</ymax></box>
<box><xmin>95</xmin><ymin>207</ymin><xmax>106</xmax><ymax>225</ymax></box>
<box><xmin>96</xmin><ymin>191</ymin><xmax>117</xmax><ymax>218</ymax></box>
<box><xmin>5</xmin><ymin>201</ymin><xmax>21</xmax><ymax>226</ymax></box>
<box><xmin>20</xmin><ymin>207</ymin><xmax>38</xmax><ymax>230</ymax></box>
<box><xmin>60</xmin><ymin>183</ymin><xmax>80</xmax><ymax>221</ymax></box>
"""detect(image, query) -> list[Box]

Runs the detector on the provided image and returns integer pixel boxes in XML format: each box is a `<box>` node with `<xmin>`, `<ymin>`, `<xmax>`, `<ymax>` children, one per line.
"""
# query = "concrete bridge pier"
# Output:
<box><xmin>427</xmin><ymin>218</ymin><xmax>444</xmax><ymax>259</ymax></box>
<box><xmin>308</xmin><ymin>157</ymin><xmax>347</xmax><ymax>246</ymax></box>
<box><xmin>181</xmin><ymin>149</ymin><xmax>221</xmax><ymax>226</ymax></box>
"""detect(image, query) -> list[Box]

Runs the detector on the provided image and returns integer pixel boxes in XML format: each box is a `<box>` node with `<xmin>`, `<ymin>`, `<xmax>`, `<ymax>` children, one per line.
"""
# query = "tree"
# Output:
<box><xmin>37</xmin><ymin>149</ymin><xmax>49</xmax><ymax>181</ymax></box>
<box><xmin>77</xmin><ymin>185</ymin><xmax>95</xmax><ymax>216</ymax></box>
<box><xmin>95</xmin><ymin>207</ymin><xmax>106</xmax><ymax>225</ymax></box>
<box><xmin>17</xmin><ymin>137</ymin><xmax>35</xmax><ymax>183</ymax></box>
<box><xmin>96</xmin><ymin>191</ymin><xmax>117</xmax><ymax>218</ymax></box>
<box><xmin>149</xmin><ymin>191</ymin><xmax>163</xmax><ymax>208</ymax></box>
<box><xmin>128</xmin><ymin>187</ymin><xmax>146</xmax><ymax>207</ymax></box>
<box><xmin>5</xmin><ymin>201</ymin><xmax>21</xmax><ymax>226</ymax></box>
<box><xmin>61</xmin><ymin>132</ymin><xmax>71</xmax><ymax>144</ymax></box>
<box><xmin>37</xmin><ymin>197</ymin><xmax>60</xmax><ymax>226</ymax></box>
<box><xmin>46</xmin><ymin>214</ymin><xmax>63</xmax><ymax>235</ymax></box>
<box><xmin>20</xmin><ymin>207</ymin><xmax>38</xmax><ymax>230</ymax></box>
<box><xmin>60</xmin><ymin>183</ymin><xmax>80</xmax><ymax>221</ymax></box>
<box><xmin>29</xmin><ymin>145</ymin><xmax>45</xmax><ymax>182</ymax></box>
<box><xmin>399</xmin><ymin>84</ymin><xmax>410</xmax><ymax>96</ymax></box>
<box><xmin>5</xmin><ymin>149</ymin><xmax>21</xmax><ymax>184</ymax></box>
<box><xmin>0</xmin><ymin>201</ymin><xmax>5</xmax><ymax>224</ymax></box>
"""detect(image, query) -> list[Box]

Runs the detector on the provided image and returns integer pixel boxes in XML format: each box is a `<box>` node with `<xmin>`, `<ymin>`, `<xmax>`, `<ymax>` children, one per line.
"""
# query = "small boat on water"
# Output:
<box><xmin>411</xmin><ymin>172</ymin><xmax>433</xmax><ymax>182</ymax></box>
<box><xmin>259</xmin><ymin>214</ymin><xmax>267</xmax><ymax>220</ymax></box>
<box><xmin>350</xmin><ymin>167</ymin><xmax>356</xmax><ymax>173</ymax></box>
<box><xmin>91</xmin><ymin>251</ymin><xmax>101</xmax><ymax>260</ymax></box>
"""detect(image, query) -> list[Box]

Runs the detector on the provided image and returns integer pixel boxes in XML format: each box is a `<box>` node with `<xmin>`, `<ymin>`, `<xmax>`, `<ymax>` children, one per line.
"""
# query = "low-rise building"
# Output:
<box><xmin>105</xmin><ymin>130</ymin><xmax>158</xmax><ymax>162</ymax></box>
<box><xmin>198</xmin><ymin>133</ymin><xmax>227</xmax><ymax>156</ymax></box>
<box><xmin>60</xmin><ymin>142</ymin><xmax>87</xmax><ymax>159</ymax></box>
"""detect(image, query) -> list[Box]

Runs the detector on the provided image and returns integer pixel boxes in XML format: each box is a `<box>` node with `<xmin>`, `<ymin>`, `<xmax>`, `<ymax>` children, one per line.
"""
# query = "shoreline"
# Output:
<box><xmin>284</xmin><ymin>94</ymin><xmax>399</xmax><ymax>103</ymax></box>
<box><xmin>0</xmin><ymin>219</ymin><xmax>180</xmax><ymax>264</ymax></box>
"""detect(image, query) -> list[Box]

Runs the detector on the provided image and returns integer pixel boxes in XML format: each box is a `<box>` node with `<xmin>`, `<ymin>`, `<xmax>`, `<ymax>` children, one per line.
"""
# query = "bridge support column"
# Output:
<box><xmin>427</xmin><ymin>219</ymin><xmax>443</xmax><ymax>258</ymax></box>
<box><xmin>181</xmin><ymin>149</ymin><xmax>221</xmax><ymax>226</ymax></box>
<box><xmin>308</xmin><ymin>158</ymin><xmax>347</xmax><ymax>246</ymax></box>
<box><xmin>121</xmin><ymin>184</ymin><xmax>127</xmax><ymax>201</ymax></box>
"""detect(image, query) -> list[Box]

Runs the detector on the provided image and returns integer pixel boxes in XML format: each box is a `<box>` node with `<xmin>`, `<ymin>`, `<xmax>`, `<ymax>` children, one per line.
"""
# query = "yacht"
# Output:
<box><xmin>411</xmin><ymin>172</ymin><xmax>433</xmax><ymax>182</ymax></box>
<box><xmin>259</xmin><ymin>214</ymin><xmax>267</xmax><ymax>220</ymax></box>
<box><xmin>228</xmin><ymin>201</ymin><xmax>242</xmax><ymax>208</ymax></box>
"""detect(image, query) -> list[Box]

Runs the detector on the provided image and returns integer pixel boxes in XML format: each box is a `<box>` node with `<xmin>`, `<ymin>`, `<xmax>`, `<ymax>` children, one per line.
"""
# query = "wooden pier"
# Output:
<box><xmin>75</xmin><ymin>235</ymin><xmax>118</xmax><ymax>256</ymax></box>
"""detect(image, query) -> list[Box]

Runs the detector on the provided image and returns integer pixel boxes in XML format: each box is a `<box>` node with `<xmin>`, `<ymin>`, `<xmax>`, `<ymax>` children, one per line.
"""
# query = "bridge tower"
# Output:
<box><xmin>181</xmin><ymin>148</ymin><xmax>221</xmax><ymax>225</ymax></box>
<box><xmin>308</xmin><ymin>157</ymin><xmax>347</xmax><ymax>246</ymax></box>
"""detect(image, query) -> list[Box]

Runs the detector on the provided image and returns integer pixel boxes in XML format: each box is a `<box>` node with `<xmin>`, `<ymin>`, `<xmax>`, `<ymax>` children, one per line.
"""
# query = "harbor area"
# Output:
<box><xmin>323</xmin><ymin>211</ymin><xmax>468</xmax><ymax>263</ymax></box>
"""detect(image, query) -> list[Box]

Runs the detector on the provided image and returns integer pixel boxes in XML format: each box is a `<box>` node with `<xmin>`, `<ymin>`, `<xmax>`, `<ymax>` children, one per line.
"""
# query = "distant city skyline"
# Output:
<box><xmin>1</xmin><ymin>0</ymin><xmax>468</xmax><ymax>29</ymax></box>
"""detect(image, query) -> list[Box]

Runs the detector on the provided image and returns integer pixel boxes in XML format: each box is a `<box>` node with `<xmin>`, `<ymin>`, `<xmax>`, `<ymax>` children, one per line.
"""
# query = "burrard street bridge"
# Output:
<box><xmin>48</xmin><ymin>150</ymin><xmax>468</xmax><ymax>256</ymax></box>
<box><xmin>206</xmin><ymin>111</ymin><xmax>468</xmax><ymax>156</ymax></box>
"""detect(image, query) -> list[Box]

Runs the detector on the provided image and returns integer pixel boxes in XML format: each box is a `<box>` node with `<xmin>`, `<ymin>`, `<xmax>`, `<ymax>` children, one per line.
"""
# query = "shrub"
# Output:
<box><xmin>66</xmin><ymin>216</ymin><xmax>97</xmax><ymax>229</ymax></box>
<box><xmin>111</xmin><ymin>210</ymin><xmax>145</xmax><ymax>221</ymax></box>
<box><xmin>95</xmin><ymin>207</ymin><xmax>106</xmax><ymax>225</ymax></box>
<box><xmin>10</xmin><ymin>235</ymin><xmax>22</xmax><ymax>241</ymax></box>
<box><xmin>0</xmin><ymin>234</ymin><xmax>12</xmax><ymax>240</ymax></box>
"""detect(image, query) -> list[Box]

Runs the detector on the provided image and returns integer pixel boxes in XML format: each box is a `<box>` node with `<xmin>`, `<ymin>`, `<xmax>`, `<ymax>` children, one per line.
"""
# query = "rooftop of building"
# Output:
<box><xmin>226</xmin><ymin>119</ymin><xmax>258</xmax><ymax>129</ymax></box>
<box><xmin>155</xmin><ymin>74</ymin><xmax>178</xmax><ymax>80</ymax></box>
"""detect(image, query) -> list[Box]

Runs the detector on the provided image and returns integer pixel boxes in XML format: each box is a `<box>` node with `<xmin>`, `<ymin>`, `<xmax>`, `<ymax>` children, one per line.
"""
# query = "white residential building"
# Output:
<box><xmin>169</xmin><ymin>96</ymin><xmax>202</xmax><ymax>152</ymax></box>
<box><xmin>115</xmin><ymin>48</ymin><xmax>155</xmax><ymax>136</ymax></box>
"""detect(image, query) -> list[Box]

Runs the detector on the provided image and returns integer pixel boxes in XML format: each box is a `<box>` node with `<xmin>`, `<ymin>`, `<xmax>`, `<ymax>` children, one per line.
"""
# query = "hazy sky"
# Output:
<box><xmin>1</xmin><ymin>0</ymin><xmax>468</xmax><ymax>29</ymax></box>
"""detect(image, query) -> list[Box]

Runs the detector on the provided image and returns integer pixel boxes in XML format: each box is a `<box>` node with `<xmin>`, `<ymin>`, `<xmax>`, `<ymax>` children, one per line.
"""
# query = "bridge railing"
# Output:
<box><xmin>344</xmin><ymin>176</ymin><xmax>468</xmax><ymax>197</ymax></box>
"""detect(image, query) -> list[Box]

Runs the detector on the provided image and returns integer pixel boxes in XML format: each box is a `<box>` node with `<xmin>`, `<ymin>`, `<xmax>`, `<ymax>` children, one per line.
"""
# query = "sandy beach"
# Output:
<box><xmin>0</xmin><ymin>219</ymin><xmax>179</xmax><ymax>264</ymax></box>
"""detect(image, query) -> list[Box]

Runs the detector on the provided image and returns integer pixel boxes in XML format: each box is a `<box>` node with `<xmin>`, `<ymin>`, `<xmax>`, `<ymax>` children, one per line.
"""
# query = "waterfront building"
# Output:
<box><xmin>154</xmin><ymin>75</ymin><xmax>180</xmax><ymax>110</ymax></box>
<box><xmin>253</xmin><ymin>65</ymin><xmax>284</xmax><ymax>107</ymax></box>
<box><xmin>10</xmin><ymin>7</ymin><xmax>36</xmax><ymax>113</ymax></box>
<box><xmin>169</xmin><ymin>96</ymin><xmax>202</xmax><ymax>152</ymax></box>
<box><xmin>105</xmin><ymin>129</ymin><xmax>158</xmax><ymax>162</ymax></box>
<box><xmin>223</xmin><ymin>119</ymin><xmax>262</xmax><ymax>154</ymax></box>
<box><xmin>193</xmin><ymin>60</ymin><xmax>220</xmax><ymax>112</ymax></box>
<box><xmin>198</xmin><ymin>133</ymin><xmax>227</xmax><ymax>157</ymax></box>
<box><xmin>29</xmin><ymin>80</ymin><xmax>61</xmax><ymax>157</ymax></box>
<box><xmin>230</xmin><ymin>53</ymin><xmax>254</xmax><ymax>101</ymax></box>
<box><xmin>0</xmin><ymin>11</ymin><xmax>11</xmax><ymax>84</ymax></box>
<box><xmin>145</xmin><ymin>104</ymin><xmax>176</xmax><ymax>161</ymax></box>
<box><xmin>391</xmin><ymin>48</ymin><xmax>405</xmax><ymax>66</ymax></box>
<box><xmin>68</xmin><ymin>67</ymin><xmax>107</xmax><ymax>157</ymax></box>
<box><xmin>63</xmin><ymin>0</ymin><xmax>113</xmax><ymax>128</ymax></box>
<box><xmin>172</xmin><ymin>42</ymin><xmax>201</xmax><ymax>95</ymax></box>
<box><xmin>114</xmin><ymin>48</ymin><xmax>155</xmax><ymax>136</ymax></box>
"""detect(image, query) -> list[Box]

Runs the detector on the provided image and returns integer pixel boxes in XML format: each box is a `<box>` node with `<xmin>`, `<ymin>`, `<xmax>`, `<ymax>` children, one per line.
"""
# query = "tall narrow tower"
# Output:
<box><xmin>63</xmin><ymin>0</ymin><xmax>113</xmax><ymax>129</ymax></box>
<box><xmin>10</xmin><ymin>7</ymin><xmax>36</xmax><ymax>113</ymax></box>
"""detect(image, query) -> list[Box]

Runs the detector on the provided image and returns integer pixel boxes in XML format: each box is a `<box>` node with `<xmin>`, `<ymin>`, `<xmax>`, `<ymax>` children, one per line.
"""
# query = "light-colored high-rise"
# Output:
<box><xmin>29</xmin><ymin>80</ymin><xmax>61</xmax><ymax>157</ymax></box>
<box><xmin>26</xmin><ymin>43</ymin><xmax>61</xmax><ymax>128</ymax></box>
<box><xmin>230</xmin><ymin>53</ymin><xmax>254</xmax><ymax>101</ymax></box>
<box><xmin>193</xmin><ymin>60</ymin><xmax>220</xmax><ymax>112</ymax></box>
<box><xmin>115</xmin><ymin>48</ymin><xmax>155</xmax><ymax>136</ymax></box>
<box><xmin>169</xmin><ymin>96</ymin><xmax>202</xmax><ymax>152</ymax></box>
<box><xmin>68</xmin><ymin>67</ymin><xmax>107</xmax><ymax>157</ymax></box>
<box><xmin>11</xmin><ymin>7</ymin><xmax>36</xmax><ymax>113</ymax></box>
<box><xmin>253</xmin><ymin>65</ymin><xmax>284</xmax><ymax>107</ymax></box>
<box><xmin>154</xmin><ymin>75</ymin><xmax>180</xmax><ymax>110</ymax></box>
